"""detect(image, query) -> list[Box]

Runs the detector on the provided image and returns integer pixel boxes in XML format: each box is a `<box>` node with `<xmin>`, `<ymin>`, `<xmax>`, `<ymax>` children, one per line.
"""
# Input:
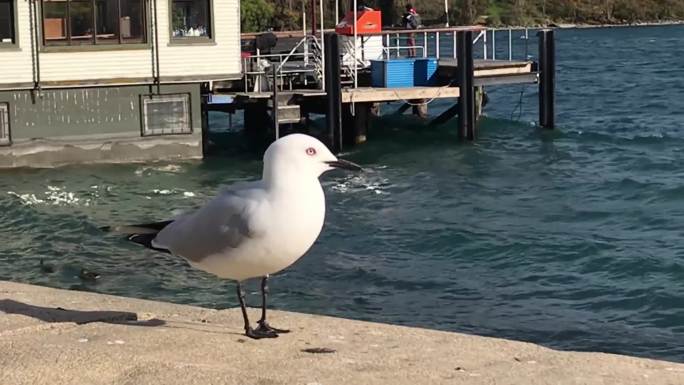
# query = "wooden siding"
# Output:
<box><xmin>1</xmin><ymin>2</ymin><xmax>33</xmax><ymax>84</ymax></box>
<box><xmin>0</xmin><ymin>0</ymin><xmax>241</xmax><ymax>87</ymax></box>
<box><xmin>158</xmin><ymin>1</ymin><xmax>241</xmax><ymax>77</ymax></box>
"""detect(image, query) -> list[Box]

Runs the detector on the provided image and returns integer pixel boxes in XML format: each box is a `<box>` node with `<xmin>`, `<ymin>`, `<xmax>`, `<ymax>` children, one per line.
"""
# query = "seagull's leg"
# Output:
<box><xmin>236</xmin><ymin>281</ymin><xmax>277</xmax><ymax>339</ymax></box>
<box><xmin>255</xmin><ymin>275</ymin><xmax>290</xmax><ymax>334</ymax></box>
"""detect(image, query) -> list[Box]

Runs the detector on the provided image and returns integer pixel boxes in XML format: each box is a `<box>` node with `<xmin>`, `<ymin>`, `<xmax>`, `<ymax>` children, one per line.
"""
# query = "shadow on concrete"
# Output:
<box><xmin>0</xmin><ymin>299</ymin><xmax>166</xmax><ymax>327</ymax></box>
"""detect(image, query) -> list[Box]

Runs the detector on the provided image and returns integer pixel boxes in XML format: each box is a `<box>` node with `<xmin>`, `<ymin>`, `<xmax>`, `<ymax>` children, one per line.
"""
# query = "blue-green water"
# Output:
<box><xmin>2</xmin><ymin>26</ymin><xmax>684</xmax><ymax>363</ymax></box>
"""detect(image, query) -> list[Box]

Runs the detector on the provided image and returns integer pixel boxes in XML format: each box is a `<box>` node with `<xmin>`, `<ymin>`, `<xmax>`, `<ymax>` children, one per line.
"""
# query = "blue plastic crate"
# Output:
<box><xmin>370</xmin><ymin>59</ymin><xmax>415</xmax><ymax>88</ymax></box>
<box><xmin>414</xmin><ymin>58</ymin><xmax>438</xmax><ymax>86</ymax></box>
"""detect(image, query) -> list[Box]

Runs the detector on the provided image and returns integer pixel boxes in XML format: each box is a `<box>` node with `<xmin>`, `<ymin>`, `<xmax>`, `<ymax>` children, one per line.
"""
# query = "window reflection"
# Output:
<box><xmin>0</xmin><ymin>0</ymin><xmax>15</xmax><ymax>45</ymax></box>
<box><xmin>171</xmin><ymin>0</ymin><xmax>211</xmax><ymax>39</ymax></box>
<box><xmin>41</xmin><ymin>0</ymin><xmax>146</xmax><ymax>46</ymax></box>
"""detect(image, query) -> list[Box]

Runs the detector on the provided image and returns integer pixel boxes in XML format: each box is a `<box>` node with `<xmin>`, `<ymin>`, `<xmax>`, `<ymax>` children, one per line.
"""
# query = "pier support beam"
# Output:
<box><xmin>244</xmin><ymin>99</ymin><xmax>270</xmax><ymax>148</ymax></box>
<box><xmin>394</xmin><ymin>100</ymin><xmax>428</xmax><ymax>118</ymax></box>
<box><xmin>475</xmin><ymin>86</ymin><xmax>486</xmax><ymax>120</ymax></box>
<box><xmin>200</xmin><ymin>82</ymin><xmax>210</xmax><ymax>156</ymax></box>
<box><xmin>538</xmin><ymin>29</ymin><xmax>555</xmax><ymax>129</ymax></box>
<box><xmin>342</xmin><ymin>103</ymin><xmax>371</xmax><ymax>146</ymax></box>
<box><xmin>324</xmin><ymin>32</ymin><xmax>343</xmax><ymax>153</ymax></box>
<box><xmin>429</xmin><ymin>102</ymin><xmax>459</xmax><ymax>127</ymax></box>
<box><xmin>412</xmin><ymin>100</ymin><xmax>428</xmax><ymax>119</ymax></box>
<box><xmin>456</xmin><ymin>30</ymin><xmax>476</xmax><ymax>140</ymax></box>
<box><xmin>271</xmin><ymin>65</ymin><xmax>280</xmax><ymax>140</ymax></box>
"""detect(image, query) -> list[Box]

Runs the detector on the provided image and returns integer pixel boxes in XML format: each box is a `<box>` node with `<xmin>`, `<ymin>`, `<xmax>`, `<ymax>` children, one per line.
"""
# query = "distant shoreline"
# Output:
<box><xmin>551</xmin><ymin>20</ymin><xmax>684</xmax><ymax>29</ymax></box>
<box><xmin>496</xmin><ymin>20</ymin><xmax>684</xmax><ymax>30</ymax></box>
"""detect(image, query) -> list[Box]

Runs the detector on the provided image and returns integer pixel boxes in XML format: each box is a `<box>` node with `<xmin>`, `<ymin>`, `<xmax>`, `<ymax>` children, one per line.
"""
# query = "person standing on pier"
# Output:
<box><xmin>402</xmin><ymin>4</ymin><xmax>420</xmax><ymax>57</ymax></box>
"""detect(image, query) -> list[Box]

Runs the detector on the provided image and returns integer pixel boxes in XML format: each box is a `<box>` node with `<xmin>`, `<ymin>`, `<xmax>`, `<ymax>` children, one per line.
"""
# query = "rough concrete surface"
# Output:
<box><xmin>0</xmin><ymin>280</ymin><xmax>682</xmax><ymax>385</ymax></box>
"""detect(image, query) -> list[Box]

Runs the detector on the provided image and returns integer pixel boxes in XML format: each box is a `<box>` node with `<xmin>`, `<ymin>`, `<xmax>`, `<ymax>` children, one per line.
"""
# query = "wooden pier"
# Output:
<box><xmin>211</xmin><ymin>27</ymin><xmax>555</xmax><ymax>153</ymax></box>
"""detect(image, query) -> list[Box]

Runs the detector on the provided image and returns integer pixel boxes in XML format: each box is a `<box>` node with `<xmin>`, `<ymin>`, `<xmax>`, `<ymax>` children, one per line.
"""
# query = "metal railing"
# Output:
<box><xmin>242</xmin><ymin>35</ymin><xmax>325</xmax><ymax>93</ymax></box>
<box><xmin>239</xmin><ymin>26</ymin><xmax>534</xmax><ymax>94</ymax></box>
<box><xmin>337</xmin><ymin>26</ymin><xmax>533</xmax><ymax>89</ymax></box>
<box><xmin>310</xmin><ymin>36</ymin><xmax>325</xmax><ymax>88</ymax></box>
<box><xmin>474</xmin><ymin>27</ymin><xmax>531</xmax><ymax>61</ymax></box>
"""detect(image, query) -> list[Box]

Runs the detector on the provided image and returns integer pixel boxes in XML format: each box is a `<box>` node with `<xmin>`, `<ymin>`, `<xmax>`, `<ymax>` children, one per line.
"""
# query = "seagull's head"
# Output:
<box><xmin>263</xmin><ymin>134</ymin><xmax>361</xmax><ymax>182</ymax></box>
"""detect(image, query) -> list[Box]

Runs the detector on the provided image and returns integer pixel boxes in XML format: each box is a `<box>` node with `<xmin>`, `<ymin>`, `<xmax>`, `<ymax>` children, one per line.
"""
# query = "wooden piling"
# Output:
<box><xmin>475</xmin><ymin>86</ymin><xmax>485</xmax><ymax>121</ymax></box>
<box><xmin>244</xmin><ymin>99</ymin><xmax>270</xmax><ymax>148</ymax></box>
<box><xmin>271</xmin><ymin>65</ymin><xmax>280</xmax><ymax>140</ymax></box>
<box><xmin>200</xmin><ymin>82</ymin><xmax>210</xmax><ymax>155</ymax></box>
<box><xmin>342</xmin><ymin>103</ymin><xmax>370</xmax><ymax>146</ymax></box>
<box><xmin>324</xmin><ymin>32</ymin><xmax>343</xmax><ymax>152</ymax></box>
<box><xmin>412</xmin><ymin>100</ymin><xmax>428</xmax><ymax>119</ymax></box>
<box><xmin>538</xmin><ymin>29</ymin><xmax>555</xmax><ymax>129</ymax></box>
<box><xmin>456</xmin><ymin>30</ymin><xmax>476</xmax><ymax>140</ymax></box>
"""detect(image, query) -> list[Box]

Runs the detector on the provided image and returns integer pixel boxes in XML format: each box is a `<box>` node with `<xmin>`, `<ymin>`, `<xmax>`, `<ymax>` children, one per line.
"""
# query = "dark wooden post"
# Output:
<box><xmin>311</xmin><ymin>0</ymin><xmax>317</xmax><ymax>35</ymax></box>
<box><xmin>538</xmin><ymin>29</ymin><xmax>555</xmax><ymax>129</ymax></box>
<box><xmin>271</xmin><ymin>65</ymin><xmax>279</xmax><ymax>139</ymax></box>
<box><xmin>456</xmin><ymin>30</ymin><xmax>475</xmax><ymax>140</ymax></box>
<box><xmin>244</xmin><ymin>99</ymin><xmax>269</xmax><ymax>149</ymax></box>
<box><xmin>342</xmin><ymin>103</ymin><xmax>370</xmax><ymax>146</ymax></box>
<box><xmin>200</xmin><ymin>82</ymin><xmax>210</xmax><ymax>156</ymax></box>
<box><xmin>324</xmin><ymin>32</ymin><xmax>343</xmax><ymax>153</ymax></box>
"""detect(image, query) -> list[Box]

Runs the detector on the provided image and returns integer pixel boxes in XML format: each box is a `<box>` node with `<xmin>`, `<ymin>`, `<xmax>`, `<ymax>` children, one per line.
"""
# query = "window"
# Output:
<box><xmin>170</xmin><ymin>0</ymin><xmax>212</xmax><ymax>41</ymax></box>
<box><xmin>141</xmin><ymin>94</ymin><xmax>193</xmax><ymax>136</ymax></box>
<box><xmin>41</xmin><ymin>0</ymin><xmax>146</xmax><ymax>46</ymax></box>
<box><xmin>0</xmin><ymin>0</ymin><xmax>16</xmax><ymax>46</ymax></box>
<box><xmin>0</xmin><ymin>103</ymin><xmax>10</xmax><ymax>146</ymax></box>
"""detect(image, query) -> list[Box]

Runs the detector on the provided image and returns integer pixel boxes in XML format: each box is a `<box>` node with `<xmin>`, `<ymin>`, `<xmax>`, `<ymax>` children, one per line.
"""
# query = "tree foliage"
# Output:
<box><xmin>241</xmin><ymin>0</ymin><xmax>275</xmax><ymax>32</ymax></box>
<box><xmin>240</xmin><ymin>0</ymin><xmax>684</xmax><ymax>32</ymax></box>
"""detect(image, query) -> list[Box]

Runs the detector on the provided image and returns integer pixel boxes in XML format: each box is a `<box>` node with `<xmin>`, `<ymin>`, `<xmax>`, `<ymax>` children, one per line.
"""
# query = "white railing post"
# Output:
<box><xmin>320</xmin><ymin>0</ymin><xmax>325</xmax><ymax>89</ymax></box>
<box><xmin>435</xmin><ymin>31</ymin><xmax>440</xmax><ymax>58</ymax></box>
<box><xmin>452</xmin><ymin>31</ymin><xmax>456</xmax><ymax>58</ymax></box>
<box><xmin>353</xmin><ymin>0</ymin><xmax>358</xmax><ymax>88</ymax></box>
<box><xmin>423</xmin><ymin>32</ymin><xmax>428</xmax><ymax>58</ymax></box>
<box><xmin>492</xmin><ymin>29</ymin><xmax>496</xmax><ymax>60</ymax></box>
<box><xmin>483</xmin><ymin>29</ymin><xmax>487</xmax><ymax>60</ymax></box>
<box><xmin>303</xmin><ymin>11</ymin><xmax>308</xmax><ymax>66</ymax></box>
<box><xmin>385</xmin><ymin>34</ymin><xmax>390</xmax><ymax>59</ymax></box>
<box><xmin>508</xmin><ymin>28</ymin><xmax>512</xmax><ymax>60</ymax></box>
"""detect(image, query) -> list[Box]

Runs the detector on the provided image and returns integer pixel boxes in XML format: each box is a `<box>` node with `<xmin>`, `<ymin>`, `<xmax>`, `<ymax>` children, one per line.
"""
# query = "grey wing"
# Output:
<box><xmin>152</xmin><ymin>189</ymin><xmax>266</xmax><ymax>262</ymax></box>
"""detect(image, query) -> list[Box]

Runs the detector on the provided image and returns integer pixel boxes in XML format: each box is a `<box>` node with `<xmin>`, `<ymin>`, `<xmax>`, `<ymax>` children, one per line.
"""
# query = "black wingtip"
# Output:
<box><xmin>128</xmin><ymin>233</ymin><xmax>171</xmax><ymax>254</ymax></box>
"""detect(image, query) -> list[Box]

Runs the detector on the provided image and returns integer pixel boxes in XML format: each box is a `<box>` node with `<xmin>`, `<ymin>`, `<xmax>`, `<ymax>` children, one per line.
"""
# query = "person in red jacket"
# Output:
<box><xmin>402</xmin><ymin>4</ymin><xmax>420</xmax><ymax>57</ymax></box>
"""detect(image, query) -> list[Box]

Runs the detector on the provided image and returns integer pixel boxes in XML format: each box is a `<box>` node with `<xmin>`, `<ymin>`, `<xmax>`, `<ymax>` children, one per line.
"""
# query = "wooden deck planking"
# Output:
<box><xmin>229</xmin><ymin>60</ymin><xmax>534</xmax><ymax>104</ymax></box>
<box><xmin>342</xmin><ymin>86</ymin><xmax>460</xmax><ymax>103</ymax></box>
<box><xmin>440</xmin><ymin>59</ymin><xmax>533</xmax><ymax>69</ymax></box>
<box><xmin>439</xmin><ymin>59</ymin><xmax>535</xmax><ymax>77</ymax></box>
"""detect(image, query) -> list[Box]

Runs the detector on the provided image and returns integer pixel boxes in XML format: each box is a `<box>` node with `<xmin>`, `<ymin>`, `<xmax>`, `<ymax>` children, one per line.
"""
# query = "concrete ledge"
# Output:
<box><xmin>1</xmin><ymin>281</ymin><xmax>682</xmax><ymax>385</ymax></box>
<box><xmin>0</xmin><ymin>135</ymin><xmax>202</xmax><ymax>168</ymax></box>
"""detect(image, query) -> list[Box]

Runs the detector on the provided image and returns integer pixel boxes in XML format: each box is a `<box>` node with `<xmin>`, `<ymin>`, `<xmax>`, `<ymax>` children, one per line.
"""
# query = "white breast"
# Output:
<box><xmin>190</xmin><ymin>182</ymin><xmax>326</xmax><ymax>282</ymax></box>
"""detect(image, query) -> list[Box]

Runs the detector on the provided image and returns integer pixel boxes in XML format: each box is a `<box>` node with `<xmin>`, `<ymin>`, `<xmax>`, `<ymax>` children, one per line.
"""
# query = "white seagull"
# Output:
<box><xmin>105</xmin><ymin>134</ymin><xmax>361</xmax><ymax>339</ymax></box>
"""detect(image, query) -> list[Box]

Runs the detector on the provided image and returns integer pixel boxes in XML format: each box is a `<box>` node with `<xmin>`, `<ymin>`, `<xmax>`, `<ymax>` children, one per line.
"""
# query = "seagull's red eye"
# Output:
<box><xmin>306</xmin><ymin>147</ymin><xmax>317</xmax><ymax>156</ymax></box>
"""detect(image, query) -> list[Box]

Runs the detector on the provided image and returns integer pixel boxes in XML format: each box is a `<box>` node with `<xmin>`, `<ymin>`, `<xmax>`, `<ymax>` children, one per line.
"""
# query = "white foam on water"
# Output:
<box><xmin>7</xmin><ymin>192</ymin><xmax>45</xmax><ymax>205</ymax></box>
<box><xmin>152</xmin><ymin>189</ymin><xmax>173</xmax><ymax>195</ymax></box>
<box><xmin>329</xmin><ymin>170</ymin><xmax>390</xmax><ymax>195</ymax></box>
<box><xmin>135</xmin><ymin>164</ymin><xmax>184</xmax><ymax>176</ymax></box>
<box><xmin>7</xmin><ymin>186</ymin><xmax>92</xmax><ymax>207</ymax></box>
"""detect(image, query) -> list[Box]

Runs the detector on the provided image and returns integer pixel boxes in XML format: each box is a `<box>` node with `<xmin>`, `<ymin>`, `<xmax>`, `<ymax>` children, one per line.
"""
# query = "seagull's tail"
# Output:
<box><xmin>100</xmin><ymin>220</ymin><xmax>173</xmax><ymax>254</ymax></box>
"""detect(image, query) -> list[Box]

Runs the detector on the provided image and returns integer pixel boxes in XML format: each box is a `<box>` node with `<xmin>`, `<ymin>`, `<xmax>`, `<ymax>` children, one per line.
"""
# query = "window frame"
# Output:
<box><xmin>167</xmin><ymin>0</ymin><xmax>215</xmax><ymax>46</ymax></box>
<box><xmin>39</xmin><ymin>0</ymin><xmax>150</xmax><ymax>52</ymax></box>
<box><xmin>0</xmin><ymin>102</ymin><xmax>11</xmax><ymax>146</ymax></box>
<box><xmin>139</xmin><ymin>93</ymin><xmax>194</xmax><ymax>136</ymax></box>
<box><xmin>0</xmin><ymin>0</ymin><xmax>19</xmax><ymax>50</ymax></box>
